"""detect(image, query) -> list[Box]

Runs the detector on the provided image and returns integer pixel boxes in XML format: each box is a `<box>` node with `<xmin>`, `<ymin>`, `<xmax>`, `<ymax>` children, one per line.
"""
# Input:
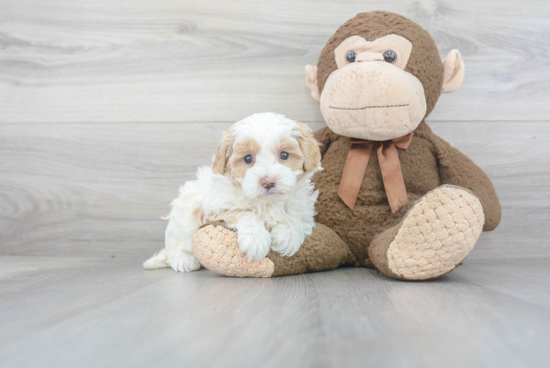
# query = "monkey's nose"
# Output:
<box><xmin>355</xmin><ymin>52</ymin><xmax>384</xmax><ymax>62</ymax></box>
<box><xmin>260</xmin><ymin>178</ymin><xmax>276</xmax><ymax>189</ymax></box>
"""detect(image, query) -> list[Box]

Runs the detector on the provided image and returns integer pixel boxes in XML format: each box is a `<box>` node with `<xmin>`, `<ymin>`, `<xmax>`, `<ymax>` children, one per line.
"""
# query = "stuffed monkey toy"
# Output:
<box><xmin>192</xmin><ymin>11</ymin><xmax>501</xmax><ymax>280</ymax></box>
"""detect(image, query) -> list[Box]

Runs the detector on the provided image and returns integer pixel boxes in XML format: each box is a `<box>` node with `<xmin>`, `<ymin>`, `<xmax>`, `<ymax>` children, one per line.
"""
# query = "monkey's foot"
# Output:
<box><xmin>192</xmin><ymin>224</ymin><xmax>275</xmax><ymax>277</ymax></box>
<box><xmin>192</xmin><ymin>223</ymin><xmax>356</xmax><ymax>278</ymax></box>
<box><xmin>368</xmin><ymin>185</ymin><xmax>485</xmax><ymax>280</ymax></box>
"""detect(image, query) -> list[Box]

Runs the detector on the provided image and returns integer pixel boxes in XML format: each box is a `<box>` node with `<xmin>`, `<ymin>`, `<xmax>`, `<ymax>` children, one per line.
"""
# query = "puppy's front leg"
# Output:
<box><xmin>236</xmin><ymin>212</ymin><xmax>271</xmax><ymax>262</ymax></box>
<box><xmin>270</xmin><ymin>219</ymin><xmax>306</xmax><ymax>257</ymax></box>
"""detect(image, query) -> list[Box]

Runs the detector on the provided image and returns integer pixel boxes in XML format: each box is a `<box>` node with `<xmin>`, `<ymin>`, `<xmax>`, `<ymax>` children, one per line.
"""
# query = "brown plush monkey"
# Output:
<box><xmin>192</xmin><ymin>11</ymin><xmax>501</xmax><ymax>280</ymax></box>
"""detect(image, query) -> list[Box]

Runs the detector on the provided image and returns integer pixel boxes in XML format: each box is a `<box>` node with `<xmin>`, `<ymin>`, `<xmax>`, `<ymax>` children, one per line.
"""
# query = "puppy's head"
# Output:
<box><xmin>212</xmin><ymin>113</ymin><xmax>321</xmax><ymax>199</ymax></box>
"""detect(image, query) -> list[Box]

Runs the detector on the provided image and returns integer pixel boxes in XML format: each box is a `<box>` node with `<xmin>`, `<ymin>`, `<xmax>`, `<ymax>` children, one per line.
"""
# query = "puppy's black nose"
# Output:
<box><xmin>260</xmin><ymin>178</ymin><xmax>276</xmax><ymax>189</ymax></box>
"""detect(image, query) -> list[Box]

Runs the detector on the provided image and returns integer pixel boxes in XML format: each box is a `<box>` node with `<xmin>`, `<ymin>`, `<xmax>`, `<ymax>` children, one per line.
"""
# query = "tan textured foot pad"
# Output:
<box><xmin>387</xmin><ymin>185</ymin><xmax>485</xmax><ymax>280</ymax></box>
<box><xmin>192</xmin><ymin>225</ymin><xmax>275</xmax><ymax>278</ymax></box>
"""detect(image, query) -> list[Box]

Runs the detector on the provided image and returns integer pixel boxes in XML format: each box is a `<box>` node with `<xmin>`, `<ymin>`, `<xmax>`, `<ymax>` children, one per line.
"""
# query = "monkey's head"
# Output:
<box><xmin>306</xmin><ymin>11</ymin><xmax>465</xmax><ymax>141</ymax></box>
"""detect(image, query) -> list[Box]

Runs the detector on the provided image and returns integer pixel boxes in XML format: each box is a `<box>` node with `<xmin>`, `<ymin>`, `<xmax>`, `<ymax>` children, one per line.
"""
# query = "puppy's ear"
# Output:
<box><xmin>296</xmin><ymin>122</ymin><xmax>321</xmax><ymax>172</ymax></box>
<box><xmin>212</xmin><ymin>128</ymin><xmax>235</xmax><ymax>175</ymax></box>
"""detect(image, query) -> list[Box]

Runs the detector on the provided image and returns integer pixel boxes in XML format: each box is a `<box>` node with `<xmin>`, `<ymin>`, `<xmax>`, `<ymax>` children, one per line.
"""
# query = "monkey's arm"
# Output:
<box><xmin>314</xmin><ymin>127</ymin><xmax>340</xmax><ymax>158</ymax></box>
<box><xmin>428</xmin><ymin>132</ymin><xmax>501</xmax><ymax>231</ymax></box>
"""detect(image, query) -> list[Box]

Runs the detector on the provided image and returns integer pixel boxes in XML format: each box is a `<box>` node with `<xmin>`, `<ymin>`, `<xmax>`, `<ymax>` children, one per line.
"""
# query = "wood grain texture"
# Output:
<box><xmin>1</xmin><ymin>121</ymin><xmax>548</xmax><ymax>259</ymax></box>
<box><xmin>1</xmin><ymin>256</ymin><xmax>549</xmax><ymax>368</ymax></box>
<box><xmin>1</xmin><ymin>0</ymin><xmax>550</xmax><ymax>123</ymax></box>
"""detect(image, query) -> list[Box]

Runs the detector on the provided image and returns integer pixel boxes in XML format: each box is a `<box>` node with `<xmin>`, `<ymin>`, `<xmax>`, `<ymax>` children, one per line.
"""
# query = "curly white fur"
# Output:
<box><xmin>143</xmin><ymin>113</ymin><xmax>321</xmax><ymax>272</ymax></box>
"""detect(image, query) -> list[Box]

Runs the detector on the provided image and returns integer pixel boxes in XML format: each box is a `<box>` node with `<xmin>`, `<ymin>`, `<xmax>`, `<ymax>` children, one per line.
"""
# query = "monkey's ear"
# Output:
<box><xmin>305</xmin><ymin>65</ymin><xmax>320</xmax><ymax>102</ymax></box>
<box><xmin>441</xmin><ymin>50</ymin><xmax>465</xmax><ymax>94</ymax></box>
<box><xmin>212</xmin><ymin>128</ymin><xmax>234</xmax><ymax>175</ymax></box>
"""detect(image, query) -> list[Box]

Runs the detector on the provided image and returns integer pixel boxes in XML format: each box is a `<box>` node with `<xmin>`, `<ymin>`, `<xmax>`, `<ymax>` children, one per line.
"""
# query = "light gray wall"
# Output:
<box><xmin>1</xmin><ymin>0</ymin><xmax>549</xmax><ymax>259</ymax></box>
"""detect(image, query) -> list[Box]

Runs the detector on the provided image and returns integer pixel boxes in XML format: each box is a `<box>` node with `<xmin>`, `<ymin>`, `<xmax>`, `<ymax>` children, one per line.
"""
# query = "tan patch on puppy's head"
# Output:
<box><xmin>295</xmin><ymin>122</ymin><xmax>321</xmax><ymax>172</ymax></box>
<box><xmin>212</xmin><ymin>128</ymin><xmax>235</xmax><ymax>175</ymax></box>
<box><xmin>276</xmin><ymin>137</ymin><xmax>304</xmax><ymax>172</ymax></box>
<box><xmin>226</xmin><ymin>137</ymin><xmax>261</xmax><ymax>185</ymax></box>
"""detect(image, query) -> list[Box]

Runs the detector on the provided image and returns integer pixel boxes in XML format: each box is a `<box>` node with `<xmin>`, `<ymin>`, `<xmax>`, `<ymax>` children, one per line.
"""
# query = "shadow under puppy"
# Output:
<box><xmin>144</xmin><ymin>112</ymin><xmax>322</xmax><ymax>272</ymax></box>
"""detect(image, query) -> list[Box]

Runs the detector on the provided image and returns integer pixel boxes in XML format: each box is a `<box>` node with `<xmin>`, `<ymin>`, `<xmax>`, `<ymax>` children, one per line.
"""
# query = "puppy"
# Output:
<box><xmin>143</xmin><ymin>113</ymin><xmax>322</xmax><ymax>272</ymax></box>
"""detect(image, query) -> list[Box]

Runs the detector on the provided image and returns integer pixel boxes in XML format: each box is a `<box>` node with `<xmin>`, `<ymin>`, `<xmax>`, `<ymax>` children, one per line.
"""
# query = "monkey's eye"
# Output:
<box><xmin>280</xmin><ymin>152</ymin><xmax>289</xmax><ymax>160</ymax></box>
<box><xmin>346</xmin><ymin>50</ymin><xmax>357</xmax><ymax>63</ymax></box>
<box><xmin>383</xmin><ymin>50</ymin><xmax>397</xmax><ymax>63</ymax></box>
<box><xmin>244</xmin><ymin>155</ymin><xmax>253</xmax><ymax>164</ymax></box>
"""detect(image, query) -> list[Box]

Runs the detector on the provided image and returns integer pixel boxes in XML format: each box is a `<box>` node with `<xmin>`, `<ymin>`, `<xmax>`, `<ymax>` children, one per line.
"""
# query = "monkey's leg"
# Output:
<box><xmin>193</xmin><ymin>223</ymin><xmax>356</xmax><ymax>277</ymax></box>
<box><xmin>368</xmin><ymin>185</ymin><xmax>485</xmax><ymax>281</ymax></box>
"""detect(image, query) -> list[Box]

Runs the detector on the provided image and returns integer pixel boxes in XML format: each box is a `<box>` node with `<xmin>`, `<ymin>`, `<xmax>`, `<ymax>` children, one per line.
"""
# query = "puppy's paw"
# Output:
<box><xmin>167</xmin><ymin>253</ymin><xmax>201</xmax><ymax>272</ymax></box>
<box><xmin>237</xmin><ymin>223</ymin><xmax>271</xmax><ymax>262</ymax></box>
<box><xmin>271</xmin><ymin>224</ymin><xmax>304</xmax><ymax>257</ymax></box>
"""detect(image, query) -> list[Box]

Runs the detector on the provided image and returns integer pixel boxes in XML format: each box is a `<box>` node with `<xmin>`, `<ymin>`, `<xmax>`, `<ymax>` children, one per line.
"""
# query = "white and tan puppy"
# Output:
<box><xmin>143</xmin><ymin>113</ymin><xmax>322</xmax><ymax>272</ymax></box>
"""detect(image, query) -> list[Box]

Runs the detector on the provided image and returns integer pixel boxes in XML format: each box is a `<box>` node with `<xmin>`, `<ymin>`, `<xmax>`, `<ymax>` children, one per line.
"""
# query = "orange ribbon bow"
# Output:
<box><xmin>337</xmin><ymin>133</ymin><xmax>414</xmax><ymax>213</ymax></box>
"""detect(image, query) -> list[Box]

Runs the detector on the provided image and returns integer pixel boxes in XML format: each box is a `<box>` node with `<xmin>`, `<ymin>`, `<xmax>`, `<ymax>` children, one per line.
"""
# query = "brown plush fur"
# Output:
<box><xmin>313</xmin><ymin>122</ymin><xmax>501</xmax><ymax>263</ymax></box>
<box><xmin>367</xmin><ymin>221</ymin><xmax>404</xmax><ymax>279</ymax></box>
<box><xmin>269</xmin><ymin>223</ymin><xmax>357</xmax><ymax>276</ymax></box>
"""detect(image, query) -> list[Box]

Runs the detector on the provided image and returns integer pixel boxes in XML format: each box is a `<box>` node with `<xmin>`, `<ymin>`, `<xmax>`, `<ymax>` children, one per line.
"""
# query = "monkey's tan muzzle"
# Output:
<box><xmin>320</xmin><ymin>61</ymin><xmax>427</xmax><ymax>141</ymax></box>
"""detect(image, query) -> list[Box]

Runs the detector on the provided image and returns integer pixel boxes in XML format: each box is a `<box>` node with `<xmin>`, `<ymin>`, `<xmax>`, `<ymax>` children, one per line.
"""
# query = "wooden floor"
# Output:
<box><xmin>0</xmin><ymin>256</ymin><xmax>549</xmax><ymax>368</ymax></box>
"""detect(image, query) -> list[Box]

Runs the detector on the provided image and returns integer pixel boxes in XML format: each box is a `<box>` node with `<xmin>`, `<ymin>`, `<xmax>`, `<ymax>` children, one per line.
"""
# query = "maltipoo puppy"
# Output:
<box><xmin>143</xmin><ymin>113</ymin><xmax>322</xmax><ymax>272</ymax></box>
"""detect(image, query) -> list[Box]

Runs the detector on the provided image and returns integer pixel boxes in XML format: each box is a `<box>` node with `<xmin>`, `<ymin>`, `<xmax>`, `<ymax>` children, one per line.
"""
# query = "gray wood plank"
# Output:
<box><xmin>0</xmin><ymin>121</ymin><xmax>548</xmax><ymax>259</ymax></box>
<box><xmin>1</xmin><ymin>0</ymin><xmax>550</xmax><ymax>123</ymax></box>
<box><xmin>454</xmin><ymin>259</ymin><xmax>550</xmax><ymax>310</ymax></box>
<box><xmin>0</xmin><ymin>256</ymin><xmax>549</xmax><ymax>368</ymax></box>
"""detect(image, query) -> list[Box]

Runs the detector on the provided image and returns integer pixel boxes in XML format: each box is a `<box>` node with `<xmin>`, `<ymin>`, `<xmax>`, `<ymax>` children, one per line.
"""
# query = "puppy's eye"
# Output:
<box><xmin>346</xmin><ymin>50</ymin><xmax>357</xmax><ymax>63</ymax></box>
<box><xmin>244</xmin><ymin>155</ymin><xmax>253</xmax><ymax>164</ymax></box>
<box><xmin>280</xmin><ymin>152</ymin><xmax>289</xmax><ymax>160</ymax></box>
<box><xmin>383</xmin><ymin>50</ymin><xmax>397</xmax><ymax>63</ymax></box>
